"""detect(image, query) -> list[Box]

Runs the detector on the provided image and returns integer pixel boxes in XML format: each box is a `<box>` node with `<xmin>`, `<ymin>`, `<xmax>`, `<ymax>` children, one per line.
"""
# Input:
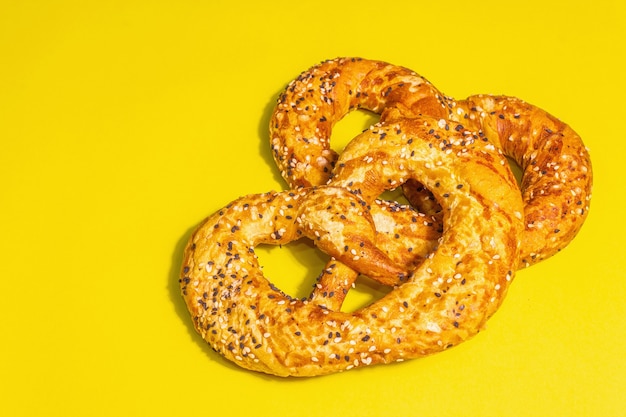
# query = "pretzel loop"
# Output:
<box><xmin>270</xmin><ymin>57</ymin><xmax>447</xmax><ymax>188</ymax></box>
<box><xmin>446</xmin><ymin>95</ymin><xmax>593</xmax><ymax>265</ymax></box>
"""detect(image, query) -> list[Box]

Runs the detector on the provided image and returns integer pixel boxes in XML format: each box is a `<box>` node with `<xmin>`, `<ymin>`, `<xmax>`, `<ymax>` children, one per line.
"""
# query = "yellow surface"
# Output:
<box><xmin>1</xmin><ymin>1</ymin><xmax>624</xmax><ymax>416</ymax></box>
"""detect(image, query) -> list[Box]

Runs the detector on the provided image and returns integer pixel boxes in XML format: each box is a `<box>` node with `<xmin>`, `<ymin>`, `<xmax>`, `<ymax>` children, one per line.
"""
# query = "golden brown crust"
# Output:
<box><xmin>308</xmin><ymin>199</ymin><xmax>441</xmax><ymax>311</ymax></box>
<box><xmin>180</xmin><ymin>57</ymin><xmax>592</xmax><ymax>377</ymax></box>
<box><xmin>271</xmin><ymin>58</ymin><xmax>593</xmax><ymax>267</ymax></box>
<box><xmin>445</xmin><ymin>95</ymin><xmax>593</xmax><ymax>266</ymax></box>
<box><xmin>181</xmin><ymin>116</ymin><xmax>524</xmax><ymax>377</ymax></box>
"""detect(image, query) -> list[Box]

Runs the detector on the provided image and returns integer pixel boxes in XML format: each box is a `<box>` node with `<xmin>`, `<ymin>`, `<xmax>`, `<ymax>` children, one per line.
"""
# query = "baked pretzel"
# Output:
<box><xmin>271</xmin><ymin>57</ymin><xmax>593</xmax><ymax>267</ymax></box>
<box><xmin>181</xmin><ymin>116</ymin><xmax>523</xmax><ymax>376</ymax></box>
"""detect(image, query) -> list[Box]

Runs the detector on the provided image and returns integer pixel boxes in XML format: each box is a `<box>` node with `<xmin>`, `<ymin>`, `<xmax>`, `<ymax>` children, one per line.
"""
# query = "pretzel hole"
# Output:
<box><xmin>341</xmin><ymin>275</ymin><xmax>394</xmax><ymax>313</ymax></box>
<box><xmin>507</xmin><ymin>157</ymin><xmax>523</xmax><ymax>188</ymax></box>
<box><xmin>378</xmin><ymin>187</ymin><xmax>411</xmax><ymax>206</ymax></box>
<box><xmin>329</xmin><ymin>109</ymin><xmax>380</xmax><ymax>155</ymax></box>
<box><xmin>254</xmin><ymin>238</ymin><xmax>397</xmax><ymax>312</ymax></box>
<box><xmin>255</xmin><ymin>238</ymin><xmax>329</xmax><ymax>300</ymax></box>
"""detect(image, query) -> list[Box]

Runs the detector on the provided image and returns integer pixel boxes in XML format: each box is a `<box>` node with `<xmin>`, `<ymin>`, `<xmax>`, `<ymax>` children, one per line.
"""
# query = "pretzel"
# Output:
<box><xmin>180</xmin><ymin>116</ymin><xmax>524</xmax><ymax>377</ymax></box>
<box><xmin>270</xmin><ymin>57</ymin><xmax>593</xmax><ymax>267</ymax></box>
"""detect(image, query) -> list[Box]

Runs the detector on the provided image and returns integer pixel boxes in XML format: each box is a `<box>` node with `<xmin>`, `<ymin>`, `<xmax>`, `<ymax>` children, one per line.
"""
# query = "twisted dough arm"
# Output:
<box><xmin>181</xmin><ymin>117</ymin><xmax>523</xmax><ymax>377</ymax></box>
<box><xmin>270</xmin><ymin>57</ymin><xmax>448</xmax><ymax>307</ymax></box>
<box><xmin>309</xmin><ymin>198</ymin><xmax>441</xmax><ymax>311</ymax></box>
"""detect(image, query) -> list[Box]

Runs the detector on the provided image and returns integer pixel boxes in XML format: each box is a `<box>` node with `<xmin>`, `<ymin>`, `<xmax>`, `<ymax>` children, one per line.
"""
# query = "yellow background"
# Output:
<box><xmin>1</xmin><ymin>1</ymin><xmax>624</xmax><ymax>416</ymax></box>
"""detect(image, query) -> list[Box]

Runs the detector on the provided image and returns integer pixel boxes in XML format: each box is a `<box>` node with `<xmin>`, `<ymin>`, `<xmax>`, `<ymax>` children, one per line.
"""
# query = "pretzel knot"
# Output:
<box><xmin>270</xmin><ymin>57</ymin><xmax>593</xmax><ymax>267</ymax></box>
<box><xmin>181</xmin><ymin>116</ymin><xmax>524</xmax><ymax>377</ymax></box>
